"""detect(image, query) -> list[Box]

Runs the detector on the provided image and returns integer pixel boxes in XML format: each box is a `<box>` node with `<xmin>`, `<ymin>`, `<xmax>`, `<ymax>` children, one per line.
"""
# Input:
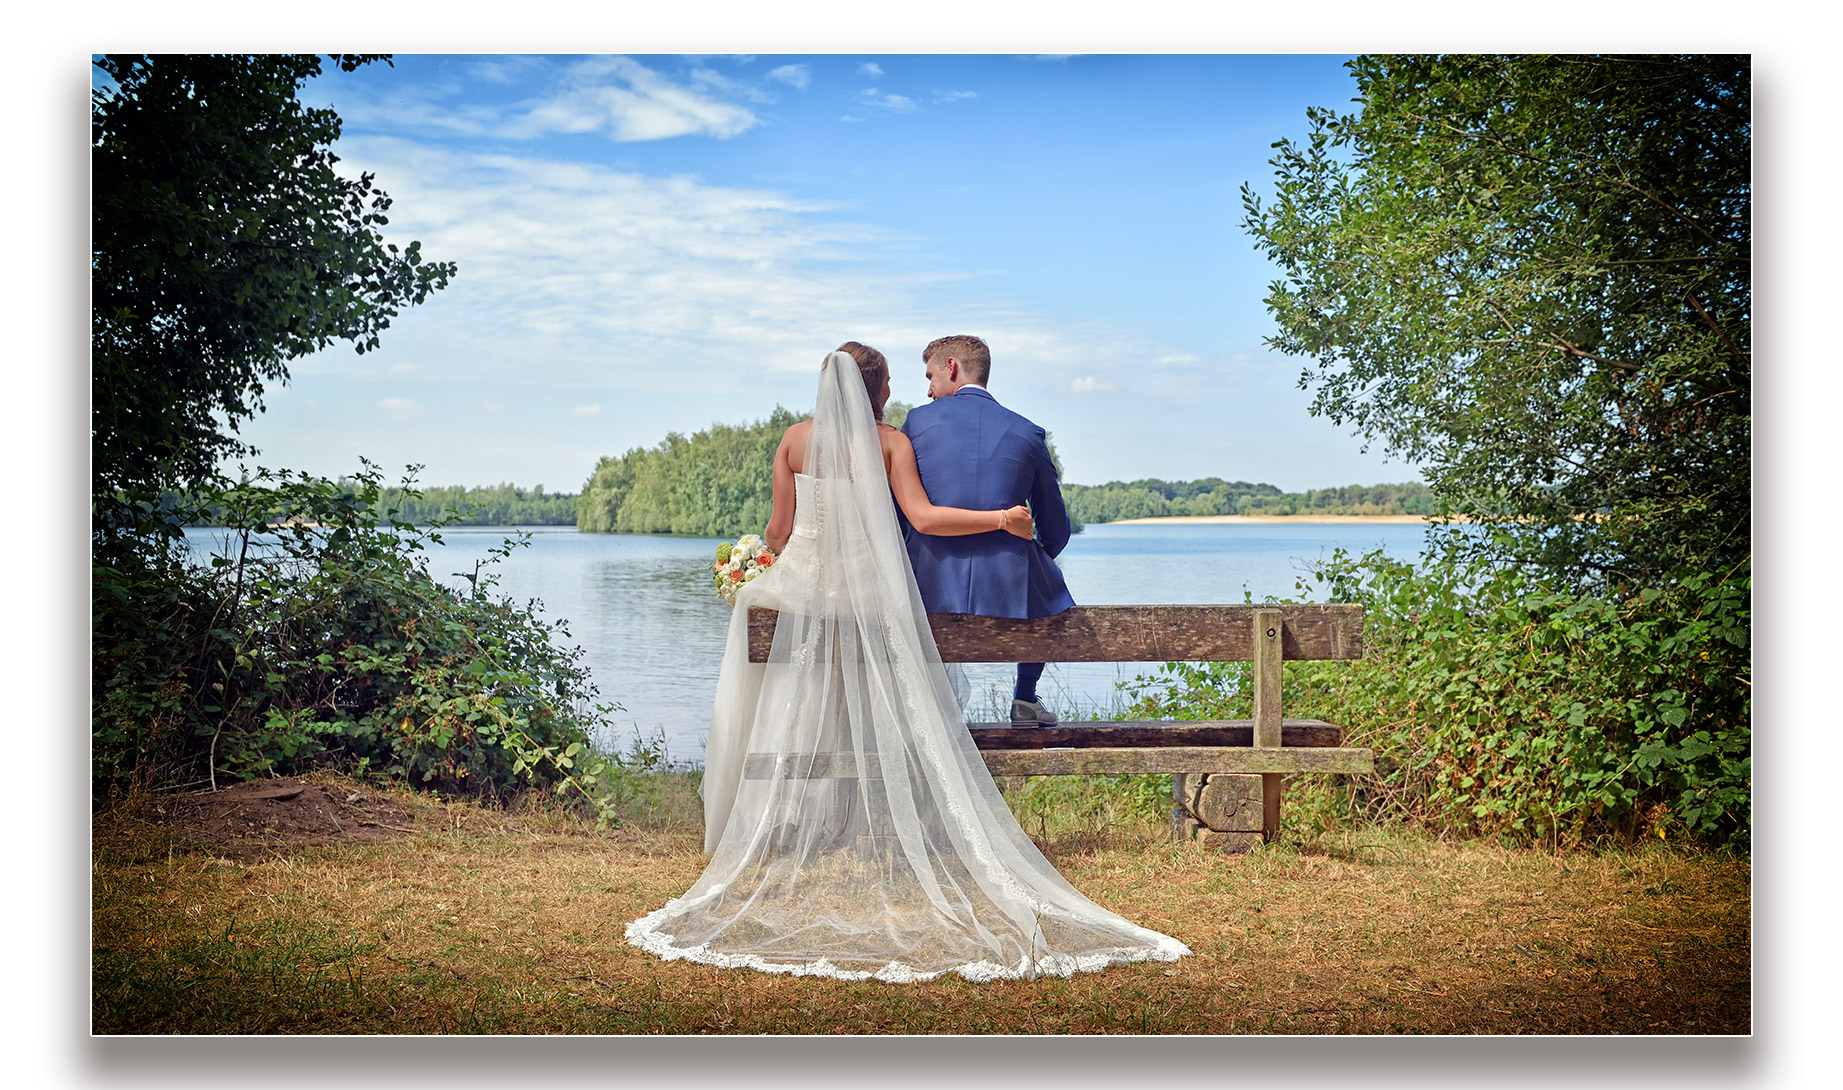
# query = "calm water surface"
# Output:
<box><xmin>183</xmin><ymin>521</ymin><xmax>1430</xmax><ymax>764</ymax></box>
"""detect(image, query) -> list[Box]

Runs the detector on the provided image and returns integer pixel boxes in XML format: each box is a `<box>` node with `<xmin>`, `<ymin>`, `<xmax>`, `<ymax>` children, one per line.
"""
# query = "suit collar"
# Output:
<box><xmin>952</xmin><ymin>385</ymin><xmax>996</xmax><ymax>403</ymax></box>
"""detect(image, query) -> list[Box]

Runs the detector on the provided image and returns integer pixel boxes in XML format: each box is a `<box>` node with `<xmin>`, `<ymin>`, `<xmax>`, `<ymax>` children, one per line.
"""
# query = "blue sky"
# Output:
<box><xmin>215</xmin><ymin>53</ymin><xmax>1414</xmax><ymax>493</ymax></box>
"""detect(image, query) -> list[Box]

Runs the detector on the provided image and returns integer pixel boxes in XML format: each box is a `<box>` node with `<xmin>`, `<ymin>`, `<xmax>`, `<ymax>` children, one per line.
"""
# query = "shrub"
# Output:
<box><xmin>93</xmin><ymin>463</ymin><xmax>633</xmax><ymax>825</ymax></box>
<box><xmin>1125</xmin><ymin>549</ymin><xmax>1751</xmax><ymax>850</ymax></box>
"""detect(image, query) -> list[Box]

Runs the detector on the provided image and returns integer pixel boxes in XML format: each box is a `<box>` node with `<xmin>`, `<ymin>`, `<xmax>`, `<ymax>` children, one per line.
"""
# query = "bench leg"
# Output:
<box><xmin>1261</xmin><ymin>773</ymin><xmax>1282</xmax><ymax>844</ymax></box>
<box><xmin>1172</xmin><ymin>772</ymin><xmax>1264</xmax><ymax>854</ymax></box>
<box><xmin>1253</xmin><ymin>608</ymin><xmax>1285</xmax><ymax>845</ymax></box>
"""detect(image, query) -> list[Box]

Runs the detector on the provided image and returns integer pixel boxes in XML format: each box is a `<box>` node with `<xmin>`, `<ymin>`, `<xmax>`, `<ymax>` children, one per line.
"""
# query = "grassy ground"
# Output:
<box><xmin>92</xmin><ymin>773</ymin><xmax>1749</xmax><ymax>1034</ymax></box>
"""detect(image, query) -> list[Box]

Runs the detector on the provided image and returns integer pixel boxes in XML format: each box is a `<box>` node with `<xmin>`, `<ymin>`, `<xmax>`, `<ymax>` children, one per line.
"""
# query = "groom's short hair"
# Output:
<box><xmin>923</xmin><ymin>335</ymin><xmax>991</xmax><ymax>385</ymax></box>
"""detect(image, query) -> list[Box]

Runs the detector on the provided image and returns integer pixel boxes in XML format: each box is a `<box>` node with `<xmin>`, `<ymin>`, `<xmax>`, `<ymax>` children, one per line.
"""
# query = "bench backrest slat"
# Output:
<box><xmin>746</xmin><ymin>604</ymin><xmax>1363</xmax><ymax>664</ymax></box>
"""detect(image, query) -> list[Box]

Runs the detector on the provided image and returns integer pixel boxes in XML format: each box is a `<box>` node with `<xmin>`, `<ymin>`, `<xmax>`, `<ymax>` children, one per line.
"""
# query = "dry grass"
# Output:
<box><xmin>92</xmin><ymin>773</ymin><xmax>1749</xmax><ymax>1035</ymax></box>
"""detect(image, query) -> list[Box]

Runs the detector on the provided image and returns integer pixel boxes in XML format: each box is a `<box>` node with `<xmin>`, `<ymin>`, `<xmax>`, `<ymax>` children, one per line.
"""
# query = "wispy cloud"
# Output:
<box><xmin>855</xmin><ymin>88</ymin><xmax>917</xmax><ymax>114</ymax></box>
<box><xmin>377</xmin><ymin>397</ymin><xmax>422</xmax><ymax>419</ymax></box>
<box><xmin>336</xmin><ymin>56</ymin><xmax>760</xmax><ymax>144</ymax></box>
<box><xmin>467</xmin><ymin>56</ymin><xmax>550</xmax><ymax>84</ymax></box>
<box><xmin>304</xmin><ymin>135</ymin><xmax>948</xmax><ymax>392</ymax></box>
<box><xmin>933</xmin><ymin>89</ymin><xmax>977</xmax><ymax>104</ymax></box>
<box><xmin>766</xmin><ymin>64</ymin><xmax>810</xmax><ymax>89</ymax></box>
<box><xmin>570</xmin><ymin>403</ymin><xmax>602</xmax><ymax>417</ymax></box>
<box><xmin>1068</xmin><ymin>377</ymin><xmax>1113</xmax><ymax>394</ymax></box>
<box><xmin>510</xmin><ymin>56</ymin><xmax>759</xmax><ymax>141</ymax></box>
<box><xmin>858</xmin><ymin>62</ymin><xmax>884</xmax><ymax>78</ymax></box>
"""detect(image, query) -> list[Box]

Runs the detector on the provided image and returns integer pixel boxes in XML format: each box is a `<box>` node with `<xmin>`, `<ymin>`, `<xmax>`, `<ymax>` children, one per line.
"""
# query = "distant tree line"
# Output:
<box><xmin>374</xmin><ymin>483</ymin><xmax>578</xmax><ymax>526</ymax></box>
<box><xmin>577</xmin><ymin>406</ymin><xmax>1432</xmax><ymax>537</ymax></box>
<box><xmin>1063</xmin><ymin>479</ymin><xmax>1437</xmax><ymax>524</ymax></box>
<box><xmin>176</xmin><ymin>480</ymin><xmax>580</xmax><ymax>526</ymax></box>
<box><xmin>579</xmin><ymin>408</ymin><xmax>805</xmax><ymax>536</ymax></box>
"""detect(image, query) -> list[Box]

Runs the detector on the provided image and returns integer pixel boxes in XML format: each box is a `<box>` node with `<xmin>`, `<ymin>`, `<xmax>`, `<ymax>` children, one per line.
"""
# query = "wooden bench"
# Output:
<box><xmin>746</xmin><ymin>604</ymin><xmax>1372</xmax><ymax>853</ymax></box>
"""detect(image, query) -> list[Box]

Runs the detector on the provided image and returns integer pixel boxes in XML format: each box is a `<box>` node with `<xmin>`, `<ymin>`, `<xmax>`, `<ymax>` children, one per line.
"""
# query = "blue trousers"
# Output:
<box><xmin>1014</xmin><ymin>662</ymin><xmax>1046</xmax><ymax>703</ymax></box>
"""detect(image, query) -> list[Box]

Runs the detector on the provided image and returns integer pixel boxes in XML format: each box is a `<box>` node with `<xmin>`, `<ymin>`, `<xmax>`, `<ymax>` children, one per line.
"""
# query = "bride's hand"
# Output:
<box><xmin>1000</xmin><ymin>505</ymin><xmax>1034</xmax><ymax>540</ymax></box>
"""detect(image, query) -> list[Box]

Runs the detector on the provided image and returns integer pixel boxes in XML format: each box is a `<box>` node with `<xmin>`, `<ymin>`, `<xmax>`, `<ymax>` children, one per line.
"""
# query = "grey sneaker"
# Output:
<box><xmin>1010</xmin><ymin>699</ymin><xmax>1059</xmax><ymax>727</ymax></box>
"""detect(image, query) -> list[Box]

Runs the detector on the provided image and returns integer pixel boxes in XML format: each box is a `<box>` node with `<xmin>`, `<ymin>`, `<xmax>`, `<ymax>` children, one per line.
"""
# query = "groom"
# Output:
<box><xmin>899</xmin><ymin>334</ymin><xmax>1073</xmax><ymax>725</ymax></box>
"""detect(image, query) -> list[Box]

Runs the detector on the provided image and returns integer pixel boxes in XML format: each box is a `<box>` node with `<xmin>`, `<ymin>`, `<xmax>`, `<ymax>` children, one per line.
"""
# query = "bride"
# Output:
<box><xmin>627</xmin><ymin>343</ymin><xmax>1190</xmax><ymax>982</ymax></box>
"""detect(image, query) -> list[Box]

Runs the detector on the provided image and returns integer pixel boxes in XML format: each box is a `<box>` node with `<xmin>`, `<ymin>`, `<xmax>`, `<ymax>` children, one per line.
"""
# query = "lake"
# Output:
<box><xmin>182</xmin><ymin>521</ymin><xmax>1432</xmax><ymax>765</ymax></box>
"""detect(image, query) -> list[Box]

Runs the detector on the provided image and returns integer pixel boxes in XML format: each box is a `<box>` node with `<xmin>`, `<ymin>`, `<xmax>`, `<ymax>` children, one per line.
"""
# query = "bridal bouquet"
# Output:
<box><xmin>712</xmin><ymin>533</ymin><xmax>775</xmax><ymax>605</ymax></box>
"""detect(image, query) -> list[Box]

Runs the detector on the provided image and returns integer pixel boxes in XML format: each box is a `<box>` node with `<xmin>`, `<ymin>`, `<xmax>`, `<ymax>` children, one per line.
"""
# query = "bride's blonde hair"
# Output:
<box><xmin>836</xmin><ymin>341</ymin><xmax>890</xmax><ymax>422</ymax></box>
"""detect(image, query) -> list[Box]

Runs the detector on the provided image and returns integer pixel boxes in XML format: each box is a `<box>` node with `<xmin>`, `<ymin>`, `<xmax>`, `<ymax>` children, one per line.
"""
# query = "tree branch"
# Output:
<box><xmin>1683</xmin><ymin>289</ymin><xmax>1751</xmax><ymax>371</ymax></box>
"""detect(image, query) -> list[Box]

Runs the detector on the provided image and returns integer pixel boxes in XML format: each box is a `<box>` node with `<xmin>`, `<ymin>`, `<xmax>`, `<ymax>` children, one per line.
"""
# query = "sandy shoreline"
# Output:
<box><xmin>1104</xmin><ymin>514</ymin><xmax>1440</xmax><ymax>525</ymax></box>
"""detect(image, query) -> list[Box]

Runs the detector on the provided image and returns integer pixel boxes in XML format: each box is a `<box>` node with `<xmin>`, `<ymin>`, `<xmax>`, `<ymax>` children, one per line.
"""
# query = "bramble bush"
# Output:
<box><xmin>93</xmin><ymin>463</ymin><xmax>647</xmax><ymax>826</ymax></box>
<box><xmin>1125</xmin><ymin>547</ymin><xmax>1750</xmax><ymax>851</ymax></box>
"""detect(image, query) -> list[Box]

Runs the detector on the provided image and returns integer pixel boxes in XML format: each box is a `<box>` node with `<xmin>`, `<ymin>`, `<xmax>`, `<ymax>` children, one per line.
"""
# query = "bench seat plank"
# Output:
<box><xmin>743</xmin><ymin>743</ymin><xmax>1374</xmax><ymax>780</ymax></box>
<box><xmin>746</xmin><ymin>604</ymin><xmax>1363</xmax><ymax>664</ymax></box>
<box><xmin>981</xmin><ymin>746</ymin><xmax>1375</xmax><ymax>777</ymax></box>
<box><xmin>966</xmin><ymin>719</ymin><xmax>1344</xmax><ymax>750</ymax></box>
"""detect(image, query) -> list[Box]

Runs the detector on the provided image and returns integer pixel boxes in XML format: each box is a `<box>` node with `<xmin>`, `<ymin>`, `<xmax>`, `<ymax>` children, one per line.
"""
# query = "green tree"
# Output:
<box><xmin>1243</xmin><ymin>55</ymin><xmax>1749</xmax><ymax>588</ymax></box>
<box><xmin>92</xmin><ymin>54</ymin><xmax>456</xmax><ymax>510</ymax></box>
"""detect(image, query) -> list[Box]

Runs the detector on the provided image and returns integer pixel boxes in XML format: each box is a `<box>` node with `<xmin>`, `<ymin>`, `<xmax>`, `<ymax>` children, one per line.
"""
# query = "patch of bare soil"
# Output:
<box><xmin>134</xmin><ymin>776</ymin><xmax>421</xmax><ymax>859</ymax></box>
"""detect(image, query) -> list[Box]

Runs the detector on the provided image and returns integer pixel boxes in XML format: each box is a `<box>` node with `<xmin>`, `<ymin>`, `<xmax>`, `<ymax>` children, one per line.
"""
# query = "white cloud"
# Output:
<box><xmin>570</xmin><ymin>403</ymin><xmax>602</xmax><ymax>417</ymax></box>
<box><xmin>1068</xmin><ymin>377</ymin><xmax>1113</xmax><ymax>394</ymax></box>
<box><xmin>304</xmin><ymin>135</ymin><xmax>946</xmax><ymax>391</ymax></box>
<box><xmin>858</xmin><ymin>63</ymin><xmax>884</xmax><ymax>78</ymax></box>
<box><xmin>690</xmin><ymin>66</ymin><xmax>777</xmax><ymax>105</ymax></box>
<box><xmin>467</xmin><ymin>56</ymin><xmax>551</xmax><ymax>85</ymax></box>
<box><xmin>389</xmin><ymin>362</ymin><xmax>417</xmax><ymax>374</ymax></box>
<box><xmin>934</xmin><ymin>90</ymin><xmax>977</xmax><ymax>103</ymax></box>
<box><xmin>481</xmin><ymin>401</ymin><xmax>504</xmax><ymax>412</ymax></box>
<box><xmin>377</xmin><ymin>397</ymin><xmax>422</xmax><ymax>419</ymax></box>
<box><xmin>766</xmin><ymin>64</ymin><xmax>810</xmax><ymax>89</ymax></box>
<box><xmin>856</xmin><ymin>89</ymin><xmax>917</xmax><ymax>114</ymax></box>
<box><xmin>336</xmin><ymin>56</ymin><xmax>760</xmax><ymax>144</ymax></box>
<box><xmin>510</xmin><ymin>56</ymin><xmax>759</xmax><ymax>142</ymax></box>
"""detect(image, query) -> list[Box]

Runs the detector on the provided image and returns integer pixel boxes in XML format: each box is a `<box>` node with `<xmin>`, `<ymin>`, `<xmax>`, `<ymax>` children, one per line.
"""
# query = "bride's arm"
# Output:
<box><xmin>884</xmin><ymin>429</ymin><xmax>1034</xmax><ymax>539</ymax></box>
<box><xmin>764</xmin><ymin>426</ymin><xmax>799</xmax><ymax>553</ymax></box>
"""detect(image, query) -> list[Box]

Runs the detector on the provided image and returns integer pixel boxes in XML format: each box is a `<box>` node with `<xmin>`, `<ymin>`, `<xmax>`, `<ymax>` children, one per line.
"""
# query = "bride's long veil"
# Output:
<box><xmin>628</xmin><ymin>351</ymin><xmax>1188</xmax><ymax>982</ymax></box>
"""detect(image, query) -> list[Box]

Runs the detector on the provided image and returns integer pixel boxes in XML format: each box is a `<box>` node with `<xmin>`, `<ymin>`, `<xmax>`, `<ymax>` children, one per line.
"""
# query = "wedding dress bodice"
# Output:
<box><xmin>765</xmin><ymin>472</ymin><xmax>851</xmax><ymax>609</ymax></box>
<box><xmin>789</xmin><ymin>471</ymin><xmax>822</xmax><ymax>541</ymax></box>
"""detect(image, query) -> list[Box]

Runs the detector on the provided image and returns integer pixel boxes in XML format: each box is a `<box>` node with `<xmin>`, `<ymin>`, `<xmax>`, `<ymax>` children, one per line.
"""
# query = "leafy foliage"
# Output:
<box><xmin>578</xmin><ymin>408</ymin><xmax>807</xmax><ymax>536</ymax></box>
<box><xmin>1243</xmin><ymin>55</ymin><xmax>1750</xmax><ymax>588</ymax></box>
<box><xmin>1127</xmin><ymin>544</ymin><xmax>1751</xmax><ymax>849</ymax></box>
<box><xmin>91</xmin><ymin>54</ymin><xmax>456</xmax><ymax>502</ymax></box>
<box><xmin>577</xmin><ymin>401</ymin><xmax>920</xmax><ymax>537</ymax></box>
<box><xmin>93</xmin><ymin>464</ymin><xmax>644</xmax><ymax>826</ymax></box>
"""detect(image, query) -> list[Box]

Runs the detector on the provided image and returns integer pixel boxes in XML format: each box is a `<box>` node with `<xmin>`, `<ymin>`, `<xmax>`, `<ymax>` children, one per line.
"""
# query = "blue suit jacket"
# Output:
<box><xmin>899</xmin><ymin>386</ymin><xmax>1075</xmax><ymax>619</ymax></box>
